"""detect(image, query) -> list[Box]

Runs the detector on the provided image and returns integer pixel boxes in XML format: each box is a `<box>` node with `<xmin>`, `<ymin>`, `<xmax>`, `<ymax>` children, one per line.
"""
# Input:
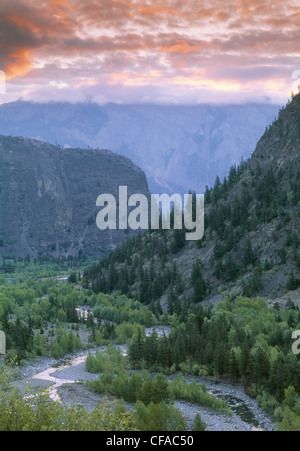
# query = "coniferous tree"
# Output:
<box><xmin>68</xmin><ymin>272</ymin><xmax>77</xmax><ymax>284</ymax></box>
<box><xmin>167</xmin><ymin>286</ymin><xmax>181</xmax><ymax>315</ymax></box>
<box><xmin>243</xmin><ymin>237</ymin><xmax>256</xmax><ymax>268</ymax></box>
<box><xmin>287</xmin><ymin>271</ymin><xmax>300</xmax><ymax>291</ymax></box>
<box><xmin>192</xmin><ymin>414</ymin><xmax>206</xmax><ymax>431</ymax></box>
<box><xmin>229</xmin><ymin>350</ymin><xmax>240</xmax><ymax>382</ymax></box>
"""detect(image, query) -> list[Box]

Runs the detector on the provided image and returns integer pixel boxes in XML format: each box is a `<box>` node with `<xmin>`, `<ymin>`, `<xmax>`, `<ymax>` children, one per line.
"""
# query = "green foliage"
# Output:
<box><xmin>0</xmin><ymin>364</ymin><xmax>137</xmax><ymax>431</ymax></box>
<box><xmin>87</xmin><ymin>347</ymin><xmax>228</xmax><ymax>412</ymax></box>
<box><xmin>51</xmin><ymin>329</ymin><xmax>82</xmax><ymax>359</ymax></box>
<box><xmin>192</xmin><ymin>413</ymin><xmax>206</xmax><ymax>431</ymax></box>
<box><xmin>128</xmin><ymin>296</ymin><xmax>300</xmax><ymax>429</ymax></box>
<box><xmin>88</xmin><ymin>356</ymin><xmax>172</xmax><ymax>405</ymax></box>
<box><xmin>115</xmin><ymin>322</ymin><xmax>145</xmax><ymax>344</ymax></box>
<box><xmin>68</xmin><ymin>272</ymin><xmax>78</xmax><ymax>284</ymax></box>
<box><xmin>169</xmin><ymin>375</ymin><xmax>228</xmax><ymax>412</ymax></box>
<box><xmin>134</xmin><ymin>401</ymin><xmax>186</xmax><ymax>431</ymax></box>
<box><xmin>85</xmin><ymin>345</ymin><xmax>125</xmax><ymax>375</ymax></box>
<box><xmin>190</xmin><ymin>261</ymin><xmax>207</xmax><ymax>303</ymax></box>
<box><xmin>92</xmin><ymin>293</ymin><xmax>157</xmax><ymax>327</ymax></box>
<box><xmin>286</xmin><ymin>271</ymin><xmax>300</xmax><ymax>291</ymax></box>
<box><xmin>277</xmin><ymin>387</ymin><xmax>300</xmax><ymax>431</ymax></box>
<box><xmin>0</xmin><ymin>273</ymin><xmax>156</xmax><ymax>361</ymax></box>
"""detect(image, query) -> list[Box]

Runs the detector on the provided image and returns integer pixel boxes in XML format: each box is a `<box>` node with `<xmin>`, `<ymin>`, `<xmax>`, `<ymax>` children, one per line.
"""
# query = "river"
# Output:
<box><xmin>13</xmin><ymin>346</ymin><xmax>275</xmax><ymax>432</ymax></box>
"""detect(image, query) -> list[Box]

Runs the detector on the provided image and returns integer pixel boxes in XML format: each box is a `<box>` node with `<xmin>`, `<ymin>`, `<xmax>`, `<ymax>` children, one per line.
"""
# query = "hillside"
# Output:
<box><xmin>0</xmin><ymin>136</ymin><xmax>150</xmax><ymax>262</ymax></box>
<box><xmin>83</xmin><ymin>95</ymin><xmax>300</xmax><ymax>309</ymax></box>
<box><xmin>0</xmin><ymin>97</ymin><xmax>299</xmax><ymax>432</ymax></box>
<box><xmin>0</xmin><ymin>101</ymin><xmax>280</xmax><ymax>195</ymax></box>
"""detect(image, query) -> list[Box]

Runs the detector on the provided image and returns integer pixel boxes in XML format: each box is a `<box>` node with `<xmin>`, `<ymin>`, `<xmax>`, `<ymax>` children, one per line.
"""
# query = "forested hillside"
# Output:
<box><xmin>77</xmin><ymin>95</ymin><xmax>300</xmax><ymax>431</ymax></box>
<box><xmin>83</xmin><ymin>94</ymin><xmax>300</xmax><ymax>310</ymax></box>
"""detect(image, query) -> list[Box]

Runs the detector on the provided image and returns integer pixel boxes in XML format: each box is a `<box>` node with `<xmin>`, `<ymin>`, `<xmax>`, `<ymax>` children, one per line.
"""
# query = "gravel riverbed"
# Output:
<box><xmin>9</xmin><ymin>349</ymin><xmax>276</xmax><ymax>432</ymax></box>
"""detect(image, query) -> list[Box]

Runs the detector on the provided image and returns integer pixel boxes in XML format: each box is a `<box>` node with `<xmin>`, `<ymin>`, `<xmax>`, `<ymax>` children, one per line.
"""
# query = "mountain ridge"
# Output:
<box><xmin>83</xmin><ymin>95</ymin><xmax>300</xmax><ymax>309</ymax></box>
<box><xmin>0</xmin><ymin>100</ymin><xmax>280</xmax><ymax>195</ymax></box>
<box><xmin>0</xmin><ymin>135</ymin><xmax>151</xmax><ymax>262</ymax></box>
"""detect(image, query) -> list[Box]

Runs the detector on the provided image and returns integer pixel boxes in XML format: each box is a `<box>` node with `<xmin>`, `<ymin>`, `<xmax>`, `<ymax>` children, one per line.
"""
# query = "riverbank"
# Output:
<box><xmin>10</xmin><ymin>349</ymin><xmax>276</xmax><ymax>432</ymax></box>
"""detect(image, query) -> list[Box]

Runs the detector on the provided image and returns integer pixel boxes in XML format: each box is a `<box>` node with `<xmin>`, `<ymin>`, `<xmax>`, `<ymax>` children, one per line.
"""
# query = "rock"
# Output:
<box><xmin>0</xmin><ymin>135</ymin><xmax>150</xmax><ymax>260</ymax></box>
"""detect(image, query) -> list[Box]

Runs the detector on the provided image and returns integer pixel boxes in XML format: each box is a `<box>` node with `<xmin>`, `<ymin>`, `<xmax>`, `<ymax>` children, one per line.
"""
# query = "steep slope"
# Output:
<box><xmin>83</xmin><ymin>95</ymin><xmax>300</xmax><ymax>308</ymax></box>
<box><xmin>0</xmin><ymin>136</ymin><xmax>150</xmax><ymax>261</ymax></box>
<box><xmin>0</xmin><ymin>101</ymin><xmax>280</xmax><ymax>194</ymax></box>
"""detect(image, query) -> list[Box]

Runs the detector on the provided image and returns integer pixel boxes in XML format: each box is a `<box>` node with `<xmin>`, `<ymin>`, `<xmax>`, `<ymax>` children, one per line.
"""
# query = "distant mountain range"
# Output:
<box><xmin>0</xmin><ymin>100</ymin><xmax>281</xmax><ymax>194</ymax></box>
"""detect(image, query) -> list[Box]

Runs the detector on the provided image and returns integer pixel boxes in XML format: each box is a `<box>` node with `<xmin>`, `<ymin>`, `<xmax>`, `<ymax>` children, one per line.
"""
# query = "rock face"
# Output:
<box><xmin>0</xmin><ymin>135</ymin><xmax>150</xmax><ymax>260</ymax></box>
<box><xmin>0</xmin><ymin>101</ymin><xmax>280</xmax><ymax>194</ymax></box>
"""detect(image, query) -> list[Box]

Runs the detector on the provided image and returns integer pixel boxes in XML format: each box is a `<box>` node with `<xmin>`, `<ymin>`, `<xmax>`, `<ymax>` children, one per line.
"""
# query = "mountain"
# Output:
<box><xmin>83</xmin><ymin>95</ymin><xmax>300</xmax><ymax>309</ymax></box>
<box><xmin>0</xmin><ymin>100</ymin><xmax>280</xmax><ymax>195</ymax></box>
<box><xmin>0</xmin><ymin>135</ymin><xmax>150</xmax><ymax>262</ymax></box>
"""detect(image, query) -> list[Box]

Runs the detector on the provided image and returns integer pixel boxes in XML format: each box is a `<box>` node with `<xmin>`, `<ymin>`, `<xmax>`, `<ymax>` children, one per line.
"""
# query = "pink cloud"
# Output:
<box><xmin>0</xmin><ymin>0</ymin><xmax>299</xmax><ymax>104</ymax></box>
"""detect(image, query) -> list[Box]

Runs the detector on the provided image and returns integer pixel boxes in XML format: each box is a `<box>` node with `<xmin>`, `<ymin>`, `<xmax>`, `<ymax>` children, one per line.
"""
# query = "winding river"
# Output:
<box><xmin>15</xmin><ymin>345</ymin><xmax>275</xmax><ymax>432</ymax></box>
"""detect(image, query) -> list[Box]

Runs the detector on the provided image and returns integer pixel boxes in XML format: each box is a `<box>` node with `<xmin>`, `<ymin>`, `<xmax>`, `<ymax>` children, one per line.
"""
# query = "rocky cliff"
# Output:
<box><xmin>0</xmin><ymin>136</ymin><xmax>150</xmax><ymax>261</ymax></box>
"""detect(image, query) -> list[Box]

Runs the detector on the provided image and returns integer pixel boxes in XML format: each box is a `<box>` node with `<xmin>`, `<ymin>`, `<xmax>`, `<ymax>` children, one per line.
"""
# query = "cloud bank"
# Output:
<box><xmin>0</xmin><ymin>0</ymin><xmax>299</xmax><ymax>104</ymax></box>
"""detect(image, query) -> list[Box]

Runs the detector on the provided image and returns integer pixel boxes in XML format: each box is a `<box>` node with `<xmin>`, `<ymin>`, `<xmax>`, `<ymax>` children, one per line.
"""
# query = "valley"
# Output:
<box><xmin>13</xmin><ymin>345</ymin><xmax>275</xmax><ymax>431</ymax></box>
<box><xmin>0</xmin><ymin>255</ymin><xmax>299</xmax><ymax>431</ymax></box>
<box><xmin>1</xmin><ymin>0</ymin><xmax>298</xmax><ymax>435</ymax></box>
<box><xmin>0</xmin><ymin>95</ymin><xmax>300</xmax><ymax>432</ymax></box>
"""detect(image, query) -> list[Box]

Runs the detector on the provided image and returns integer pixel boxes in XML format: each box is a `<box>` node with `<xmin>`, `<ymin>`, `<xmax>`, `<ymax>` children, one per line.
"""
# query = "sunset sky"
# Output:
<box><xmin>0</xmin><ymin>0</ymin><xmax>299</xmax><ymax>105</ymax></box>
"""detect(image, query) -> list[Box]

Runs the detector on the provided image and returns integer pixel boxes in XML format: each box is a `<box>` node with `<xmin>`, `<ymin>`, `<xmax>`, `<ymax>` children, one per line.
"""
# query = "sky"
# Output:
<box><xmin>0</xmin><ymin>0</ymin><xmax>300</xmax><ymax>105</ymax></box>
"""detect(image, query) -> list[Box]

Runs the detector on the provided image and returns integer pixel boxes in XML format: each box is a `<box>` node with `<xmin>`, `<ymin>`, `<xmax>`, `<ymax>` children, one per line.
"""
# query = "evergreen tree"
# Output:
<box><xmin>167</xmin><ymin>286</ymin><xmax>181</xmax><ymax>315</ymax></box>
<box><xmin>68</xmin><ymin>272</ymin><xmax>77</xmax><ymax>284</ymax></box>
<box><xmin>171</xmin><ymin>229</ymin><xmax>185</xmax><ymax>254</ymax></box>
<box><xmin>229</xmin><ymin>350</ymin><xmax>240</xmax><ymax>382</ymax></box>
<box><xmin>193</xmin><ymin>277</ymin><xmax>207</xmax><ymax>303</ymax></box>
<box><xmin>224</xmin><ymin>255</ymin><xmax>239</xmax><ymax>282</ymax></box>
<box><xmin>191</xmin><ymin>261</ymin><xmax>207</xmax><ymax>303</ymax></box>
<box><xmin>192</xmin><ymin>413</ymin><xmax>206</xmax><ymax>431</ymax></box>
<box><xmin>287</xmin><ymin>271</ymin><xmax>300</xmax><ymax>291</ymax></box>
<box><xmin>243</xmin><ymin>237</ymin><xmax>256</xmax><ymax>268</ymax></box>
<box><xmin>253</xmin><ymin>347</ymin><xmax>270</xmax><ymax>385</ymax></box>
